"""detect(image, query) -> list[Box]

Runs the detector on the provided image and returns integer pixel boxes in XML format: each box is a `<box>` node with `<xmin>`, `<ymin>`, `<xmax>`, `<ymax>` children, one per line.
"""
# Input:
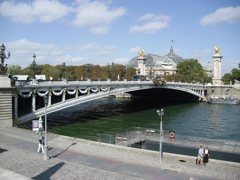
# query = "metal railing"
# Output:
<box><xmin>116</xmin><ymin>127</ymin><xmax>240</xmax><ymax>153</ymax></box>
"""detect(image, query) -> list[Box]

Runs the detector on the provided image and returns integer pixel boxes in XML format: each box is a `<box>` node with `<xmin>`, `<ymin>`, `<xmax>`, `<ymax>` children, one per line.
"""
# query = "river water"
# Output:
<box><xmin>43</xmin><ymin>97</ymin><xmax>240</xmax><ymax>142</ymax></box>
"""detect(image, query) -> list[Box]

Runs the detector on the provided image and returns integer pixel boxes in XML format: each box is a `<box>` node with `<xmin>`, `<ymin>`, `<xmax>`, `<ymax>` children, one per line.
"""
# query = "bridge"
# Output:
<box><xmin>13</xmin><ymin>79</ymin><xmax>206</xmax><ymax>123</ymax></box>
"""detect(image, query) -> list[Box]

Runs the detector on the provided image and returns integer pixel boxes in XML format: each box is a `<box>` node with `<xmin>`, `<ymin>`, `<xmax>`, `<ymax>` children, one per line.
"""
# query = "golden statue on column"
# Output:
<box><xmin>214</xmin><ymin>46</ymin><xmax>221</xmax><ymax>56</ymax></box>
<box><xmin>139</xmin><ymin>49</ymin><xmax>145</xmax><ymax>57</ymax></box>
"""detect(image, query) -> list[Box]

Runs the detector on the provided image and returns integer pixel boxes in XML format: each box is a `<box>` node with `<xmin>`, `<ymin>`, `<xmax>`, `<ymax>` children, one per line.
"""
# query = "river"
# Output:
<box><xmin>42</xmin><ymin>97</ymin><xmax>240</xmax><ymax>142</ymax></box>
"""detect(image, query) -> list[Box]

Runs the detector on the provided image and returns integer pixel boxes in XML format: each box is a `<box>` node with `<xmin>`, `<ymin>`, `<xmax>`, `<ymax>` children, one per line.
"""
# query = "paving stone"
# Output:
<box><xmin>0</xmin><ymin>127</ymin><xmax>240</xmax><ymax>180</ymax></box>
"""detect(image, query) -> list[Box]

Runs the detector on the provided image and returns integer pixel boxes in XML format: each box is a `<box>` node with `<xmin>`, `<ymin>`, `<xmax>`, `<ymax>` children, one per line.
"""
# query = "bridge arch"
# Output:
<box><xmin>15</xmin><ymin>81</ymin><xmax>205</xmax><ymax>123</ymax></box>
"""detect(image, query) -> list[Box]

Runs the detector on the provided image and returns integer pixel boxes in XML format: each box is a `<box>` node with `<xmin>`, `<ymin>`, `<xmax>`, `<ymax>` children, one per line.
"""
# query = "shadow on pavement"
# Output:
<box><xmin>31</xmin><ymin>162</ymin><xmax>65</xmax><ymax>180</ymax></box>
<box><xmin>51</xmin><ymin>143</ymin><xmax>76</xmax><ymax>158</ymax></box>
<box><xmin>0</xmin><ymin>148</ymin><xmax>8</xmax><ymax>153</ymax></box>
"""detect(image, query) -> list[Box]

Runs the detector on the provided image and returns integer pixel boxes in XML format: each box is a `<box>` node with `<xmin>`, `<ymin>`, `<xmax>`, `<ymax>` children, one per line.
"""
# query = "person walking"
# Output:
<box><xmin>37</xmin><ymin>136</ymin><xmax>45</xmax><ymax>153</ymax></box>
<box><xmin>203</xmin><ymin>147</ymin><xmax>210</xmax><ymax>166</ymax></box>
<box><xmin>196</xmin><ymin>146</ymin><xmax>204</xmax><ymax>165</ymax></box>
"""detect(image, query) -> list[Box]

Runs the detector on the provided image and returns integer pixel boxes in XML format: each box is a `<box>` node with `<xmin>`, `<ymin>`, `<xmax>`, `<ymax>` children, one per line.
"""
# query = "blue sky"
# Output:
<box><xmin>0</xmin><ymin>0</ymin><xmax>240</xmax><ymax>76</ymax></box>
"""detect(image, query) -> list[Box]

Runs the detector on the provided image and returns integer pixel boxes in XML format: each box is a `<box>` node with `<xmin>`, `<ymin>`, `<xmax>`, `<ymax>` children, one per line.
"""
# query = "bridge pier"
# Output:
<box><xmin>0</xmin><ymin>76</ymin><xmax>15</xmax><ymax>127</ymax></box>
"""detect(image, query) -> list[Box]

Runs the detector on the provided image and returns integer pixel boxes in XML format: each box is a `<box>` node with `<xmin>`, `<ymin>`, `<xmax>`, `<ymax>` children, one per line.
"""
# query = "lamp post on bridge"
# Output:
<box><xmin>121</xmin><ymin>66</ymin><xmax>127</xmax><ymax>80</ymax></box>
<box><xmin>0</xmin><ymin>43</ymin><xmax>11</xmax><ymax>75</ymax></box>
<box><xmin>106</xmin><ymin>64</ymin><xmax>111</xmax><ymax>80</ymax></box>
<box><xmin>149</xmin><ymin>67</ymin><xmax>153</xmax><ymax>80</ymax></box>
<box><xmin>30</xmin><ymin>54</ymin><xmax>37</xmax><ymax>79</ymax></box>
<box><xmin>61</xmin><ymin>62</ymin><xmax>66</xmax><ymax>80</ymax></box>
<box><xmin>85</xmin><ymin>64</ymin><xmax>92</xmax><ymax>80</ymax></box>
<box><xmin>157</xmin><ymin>109</ymin><xmax>164</xmax><ymax>165</ymax></box>
<box><xmin>137</xmin><ymin>68</ymin><xmax>140</xmax><ymax>75</ymax></box>
<box><xmin>43</xmin><ymin>95</ymin><xmax>49</xmax><ymax>160</ymax></box>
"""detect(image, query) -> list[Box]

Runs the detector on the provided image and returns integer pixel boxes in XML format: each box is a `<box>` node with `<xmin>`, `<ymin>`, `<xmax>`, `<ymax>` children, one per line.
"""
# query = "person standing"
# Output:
<box><xmin>203</xmin><ymin>147</ymin><xmax>210</xmax><ymax>166</ymax></box>
<box><xmin>196</xmin><ymin>146</ymin><xmax>204</xmax><ymax>165</ymax></box>
<box><xmin>37</xmin><ymin>136</ymin><xmax>45</xmax><ymax>153</ymax></box>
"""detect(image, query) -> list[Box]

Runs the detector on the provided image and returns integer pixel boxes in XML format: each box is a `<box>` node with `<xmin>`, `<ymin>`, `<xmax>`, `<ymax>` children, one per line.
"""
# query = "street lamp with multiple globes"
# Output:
<box><xmin>149</xmin><ymin>67</ymin><xmax>153</xmax><ymax>79</ymax></box>
<box><xmin>61</xmin><ymin>62</ymin><xmax>66</xmax><ymax>80</ymax></box>
<box><xmin>122</xmin><ymin>67</ymin><xmax>127</xmax><ymax>80</ymax></box>
<box><xmin>85</xmin><ymin>64</ymin><xmax>92</xmax><ymax>80</ymax></box>
<box><xmin>0</xmin><ymin>43</ymin><xmax>11</xmax><ymax>75</ymax></box>
<box><xmin>106</xmin><ymin>64</ymin><xmax>111</xmax><ymax>80</ymax></box>
<box><xmin>43</xmin><ymin>95</ymin><xmax>49</xmax><ymax>160</ymax></box>
<box><xmin>137</xmin><ymin>68</ymin><xmax>140</xmax><ymax>75</ymax></box>
<box><xmin>30</xmin><ymin>54</ymin><xmax>37</xmax><ymax>79</ymax></box>
<box><xmin>157</xmin><ymin>109</ymin><xmax>164</xmax><ymax>165</ymax></box>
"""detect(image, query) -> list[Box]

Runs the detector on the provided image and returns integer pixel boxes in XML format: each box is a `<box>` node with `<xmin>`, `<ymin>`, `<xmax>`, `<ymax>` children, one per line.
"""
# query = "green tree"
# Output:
<box><xmin>177</xmin><ymin>59</ymin><xmax>209</xmax><ymax>83</ymax></box>
<box><xmin>8</xmin><ymin>65</ymin><xmax>22</xmax><ymax>75</ymax></box>
<box><xmin>231</xmin><ymin>68</ymin><xmax>240</xmax><ymax>81</ymax></box>
<box><xmin>222</xmin><ymin>73</ymin><xmax>234</xmax><ymax>85</ymax></box>
<box><xmin>125</xmin><ymin>67</ymin><xmax>136</xmax><ymax>80</ymax></box>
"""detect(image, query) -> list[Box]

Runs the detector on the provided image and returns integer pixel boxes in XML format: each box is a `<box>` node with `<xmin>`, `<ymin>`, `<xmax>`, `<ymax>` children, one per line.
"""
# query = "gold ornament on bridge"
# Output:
<box><xmin>214</xmin><ymin>46</ymin><xmax>221</xmax><ymax>55</ymax></box>
<box><xmin>139</xmin><ymin>49</ymin><xmax>145</xmax><ymax>57</ymax></box>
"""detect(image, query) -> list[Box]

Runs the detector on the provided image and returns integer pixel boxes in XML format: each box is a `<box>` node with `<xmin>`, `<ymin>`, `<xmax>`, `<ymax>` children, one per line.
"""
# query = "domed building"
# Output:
<box><xmin>126</xmin><ymin>46</ymin><xmax>212</xmax><ymax>78</ymax></box>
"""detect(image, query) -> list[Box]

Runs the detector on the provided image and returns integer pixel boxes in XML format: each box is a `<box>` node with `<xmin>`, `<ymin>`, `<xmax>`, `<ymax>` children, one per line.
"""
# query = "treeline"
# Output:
<box><xmin>8</xmin><ymin>63</ymin><xmax>136</xmax><ymax>81</ymax></box>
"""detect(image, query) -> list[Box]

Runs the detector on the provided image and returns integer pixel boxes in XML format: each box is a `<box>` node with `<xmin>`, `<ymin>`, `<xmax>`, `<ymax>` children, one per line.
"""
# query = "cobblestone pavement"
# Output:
<box><xmin>0</xmin><ymin>127</ymin><xmax>240</xmax><ymax>180</ymax></box>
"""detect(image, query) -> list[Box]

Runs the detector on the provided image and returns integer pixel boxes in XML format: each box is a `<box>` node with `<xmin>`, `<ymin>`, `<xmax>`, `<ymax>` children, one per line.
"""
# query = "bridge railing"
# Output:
<box><xmin>116</xmin><ymin>127</ymin><xmax>240</xmax><ymax>153</ymax></box>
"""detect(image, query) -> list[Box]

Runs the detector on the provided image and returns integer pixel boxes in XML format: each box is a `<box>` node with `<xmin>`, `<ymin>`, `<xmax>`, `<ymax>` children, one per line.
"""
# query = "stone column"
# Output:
<box><xmin>138</xmin><ymin>57</ymin><xmax>147</xmax><ymax>76</ymax></box>
<box><xmin>62</xmin><ymin>89</ymin><xmax>66</xmax><ymax>102</ymax></box>
<box><xmin>32</xmin><ymin>93</ymin><xmax>36</xmax><ymax>112</ymax></box>
<box><xmin>48</xmin><ymin>91</ymin><xmax>52</xmax><ymax>106</ymax></box>
<box><xmin>212</xmin><ymin>52</ymin><xmax>222</xmax><ymax>85</ymax></box>
<box><xmin>75</xmin><ymin>88</ymin><xmax>79</xmax><ymax>98</ymax></box>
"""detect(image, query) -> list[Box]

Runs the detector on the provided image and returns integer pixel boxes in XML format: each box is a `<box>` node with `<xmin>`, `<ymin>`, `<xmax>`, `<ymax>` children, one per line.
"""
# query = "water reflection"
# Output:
<box><xmin>39</xmin><ymin>98</ymin><xmax>240</xmax><ymax>142</ymax></box>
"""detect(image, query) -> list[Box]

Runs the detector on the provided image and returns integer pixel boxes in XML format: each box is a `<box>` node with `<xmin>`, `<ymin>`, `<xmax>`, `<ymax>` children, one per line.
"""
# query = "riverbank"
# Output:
<box><xmin>1</xmin><ymin>127</ymin><xmax>240</xmax><ymax>179</ymax></box>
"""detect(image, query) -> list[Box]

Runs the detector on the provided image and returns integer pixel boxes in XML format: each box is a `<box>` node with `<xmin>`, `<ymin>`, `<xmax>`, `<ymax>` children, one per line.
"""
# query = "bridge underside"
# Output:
<box><xmin>128</xmin><ymin>88</ymin><xmax>201</xmax><ymax>101</ymax></box>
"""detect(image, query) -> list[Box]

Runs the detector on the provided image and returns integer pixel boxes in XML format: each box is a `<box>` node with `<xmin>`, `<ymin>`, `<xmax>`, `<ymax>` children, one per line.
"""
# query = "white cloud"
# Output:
<box><xmin>71</xmin><ymin>0</ymin><xmax>127</xmax><ymax>34</ymax></box>
<box><xmin>77</xmin><ymin>43</ymin><xmax>98</xmax><ymax>52</ymax></box>
<box><xmin>89</xmin><ymin>26</ymin><xmax>109</xmax><ymax>34</ymax></box>
<box><xmin>0</xmin><ymin>0</ymin><xmax>126</xmax><ymax>34</ymax></box>
<box><xmin>192</xmin><ymin>49</ymin><xmax>212</xmax><ymax>58</ymax></box>
<box><xmin>0</xmin><ymin>1</ymin><xmax>35</xmax><ymax>23</ymax></box>
<box><xmin>32</xmin><ymin>0</ymin><xmax>71</xmax><ymax>23</ymax></box>
<box><xmin>130</xmin><ymin>14</ymin><xmax>171</xmax><ymax>33</ymax></box>
<box><xmin>5</xmin><ymin>39</ymin><xmax>64</xmax><ymax>67</ymax></box>
<box><xmin>6</xmin><ymin>39</ymin><xmax>61</xmax><ymax>57</ymax></box>
<box><xmin>129</xmin><ymin>21</ymin><xmax>169</xmax><ymax>34</ymax></box>
<box><xmin>0</xmin><ymin>0</ymin><xmax>71</xmax><ymax>23</ymax></box>
<box><xmin>112</xmin><ymin>58</ymin><xmax>129</xmax><ymax>64</ymax></box>
<box><xmin>93</xmin><ymin>45</ymin><xmax>115</xmax><ymax>55</ymax></box>
<box><xmin>55</xmin><ymin>55</ymin><xmax>88</xmax><ymax>64</ymax></box>
<box><xmin>200</xmin><ymin>6</ymin><xmax>240</xmax><ymax>26</ymax></box>
<box><xmin>128</xmin><ymin>47</ymin><xmax>141</xmax><ymax>54</ymax></box>
<box><xmin>138</xmin><ymin>13</ymin><xmax>154</xmax><ymax>21</ymax></box>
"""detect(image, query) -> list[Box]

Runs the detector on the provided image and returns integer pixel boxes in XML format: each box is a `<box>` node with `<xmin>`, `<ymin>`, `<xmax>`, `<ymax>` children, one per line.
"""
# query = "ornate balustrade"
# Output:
<box><xmin>13</xmin><ymin>80</ymin><xmax>205</xmax><ymax>123</ymax></box>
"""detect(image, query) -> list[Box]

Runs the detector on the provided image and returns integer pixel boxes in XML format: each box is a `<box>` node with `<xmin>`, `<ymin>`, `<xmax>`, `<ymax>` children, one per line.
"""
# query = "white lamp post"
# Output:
<box><xmin>157</xmin><ymin>109</ymin><xmax>164</xmax><ymax>165</ymax></box>
<box><xmin>43</xmin><ymin>95</ymin><xmax>49</xmax><ymax>160</ymax></box>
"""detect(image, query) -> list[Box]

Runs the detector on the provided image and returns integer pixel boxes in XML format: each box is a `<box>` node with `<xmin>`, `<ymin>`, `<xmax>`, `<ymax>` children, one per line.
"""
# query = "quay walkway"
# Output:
<box><xmin>0</xmin><ymin>127</ymin><xmax>240</xmax><ymax>180</ymax></box>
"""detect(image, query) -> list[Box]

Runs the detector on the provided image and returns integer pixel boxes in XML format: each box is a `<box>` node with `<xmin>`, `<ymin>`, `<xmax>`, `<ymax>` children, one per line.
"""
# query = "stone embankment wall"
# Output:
<box><xmin>0</xmin><ymin>89</ymin><xmax>14</xmax><ymax>127</ymax></box>
<box><xmin>0</xmin><ymin>76</ymin><xmax>14</xmax><ymax>127</ymax></box>
<box><xmin>206</xmin><ymin>85</ymin><xmax>240</xmax><ymax>98</ymax></box>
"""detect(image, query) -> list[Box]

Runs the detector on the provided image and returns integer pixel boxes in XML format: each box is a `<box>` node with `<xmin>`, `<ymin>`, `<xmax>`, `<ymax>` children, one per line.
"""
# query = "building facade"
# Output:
<box><xmin>126</xmin><ymin>46</ymin><xmax>213</xmax><ymax>78</ymax></box>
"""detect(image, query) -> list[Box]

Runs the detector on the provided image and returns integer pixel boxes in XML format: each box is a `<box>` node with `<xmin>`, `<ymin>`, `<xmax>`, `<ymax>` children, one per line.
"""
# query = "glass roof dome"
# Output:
<box><xmin>126</xmin><ymin>46</ymin><xmax>183</xmax><ymax>67</ymax></box>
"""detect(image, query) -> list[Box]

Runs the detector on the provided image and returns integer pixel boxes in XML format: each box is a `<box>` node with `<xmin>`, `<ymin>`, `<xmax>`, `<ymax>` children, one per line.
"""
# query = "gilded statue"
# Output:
<box><xmin>214</xmin><ymin>46</ymin><xmax>221</xmax><ymax>55</ymax></box>
<box><xmin>139</xmin><ymin>49</ymin><xmax>145</xmax><ymax>57</ymax></box>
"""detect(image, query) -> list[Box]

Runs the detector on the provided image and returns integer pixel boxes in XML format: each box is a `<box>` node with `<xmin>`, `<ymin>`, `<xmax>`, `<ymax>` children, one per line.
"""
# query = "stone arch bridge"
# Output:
<box><xmin>13</xmin><ymin>79</ymin><xmax>206</xmax><ymax>123</ymax></box>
